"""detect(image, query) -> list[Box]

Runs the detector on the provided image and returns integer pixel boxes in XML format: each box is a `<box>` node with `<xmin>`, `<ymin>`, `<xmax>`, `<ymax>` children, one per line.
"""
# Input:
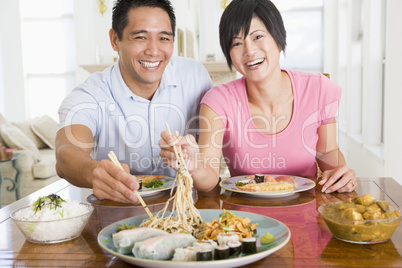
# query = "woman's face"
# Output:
<box><xmin>229</xmin><ymin>16</ymin><xmax>282</xmax><ymax>82</ymax></box>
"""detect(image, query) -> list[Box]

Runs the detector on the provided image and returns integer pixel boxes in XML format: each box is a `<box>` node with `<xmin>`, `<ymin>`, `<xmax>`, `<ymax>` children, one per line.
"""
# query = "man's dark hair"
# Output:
<box><xmin>112</xmin><ymin>0</ymin><xmax>176</xmax><ymax>40</ymax></box>
<box><xmin>219</xmin><ymin>0</ymin><xmax>287</xmax><ymax>70</ymax></box>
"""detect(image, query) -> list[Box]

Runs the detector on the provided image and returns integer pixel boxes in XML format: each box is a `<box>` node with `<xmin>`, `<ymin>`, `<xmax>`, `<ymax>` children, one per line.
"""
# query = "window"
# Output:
<box><xmin>19</xmin><ymin>0</ymin><xmax>76</xmax><ymax>120</ymax></box>
<box><xmin>273</xmin><ymin>0</ymin><xmax>324</xmax><ymax>73</ymax></box>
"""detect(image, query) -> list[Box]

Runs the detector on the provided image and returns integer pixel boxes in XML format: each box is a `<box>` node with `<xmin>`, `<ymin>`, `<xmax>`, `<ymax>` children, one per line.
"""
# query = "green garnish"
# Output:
<box><xmin>235</xmin><ymin>182</ymin><xmax>248</xmax><ymax>187</ymax></box>
<box><xmin>143</xmin><ymin>179</ymin><xmax>167</xmax><ymax>189</ymax></box>
<box><xmin>116</xmin><ymin>223</ymin><xmax>137</xmax><ymax>232</ymax></box>
<box><xmin>261</xmin><ymin>232</ymin><xmax>275</xmax><ymax>244</ymax></box>
<box><xmin>32</xmin><ymin>194</ymin><xmax>66</xmax><ymax>213</ymax></box>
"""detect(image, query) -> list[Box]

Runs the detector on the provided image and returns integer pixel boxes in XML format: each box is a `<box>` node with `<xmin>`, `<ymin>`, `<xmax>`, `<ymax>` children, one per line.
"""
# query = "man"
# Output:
<box><xmin>55</xmin><ymin>0</ymin><xmax>212</xmax><ymax>204</ymax></box>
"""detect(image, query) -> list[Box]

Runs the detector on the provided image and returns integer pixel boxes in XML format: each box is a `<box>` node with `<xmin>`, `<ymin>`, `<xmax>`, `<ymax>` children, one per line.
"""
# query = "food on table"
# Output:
<box><xmin>228</xmin><ymin>240</ymin><xmax>242</xmax><ymax>256</ymax></box>
<box><xmin>214</xmin><ymin>245</ymin><xmax>230</xmax><ymax>260</ymax></box>
<box><xmin>196</xmin><ymin>248</ymin><xmax>213</xmax><ymax>261</ymax></box>
<box><xmin>142</xmin><ymin>178</ymin><xmax>167</xmax><ymax>189</ymax></box>
<box><xmin>193</xmin><ymin>239</ymin><xmax>218</xmax><ymax>258</ymax></box>
<box><xmin>260</xmin><ymin>232</ymin><xmax>275</xmax><ymax>244</ymax></box>
<box><xmin>132</xmin><ymin>233</ymin><xmax>196</xmax><ymax>260</ymax></box>
<box><xmin>242</xmin><ymin>237</ymin><xmax>257</xmax><ymax>254</ymax></box>
<box><xmin>11</xmin><ymin>194</ymin><xmax>93</xmax><ymax>243</ymax></box>
<box><xmin>203</xmin><ymin>209</ymin><xmax>258</xmax><ymax>241</ymax></box>
<box><xmin>254</xmin><ymin>174</ymin><xmax>265</xmax><ymax>183</ymax></box>
<box><xmin>172</xmin><ymin>247</ymin><xmax>197</xmax><ymax>262</ymax></box>
<box><xmin>109</xmin><ymin>209</ymin><xmax>265</xmax><ymax>262</ymax></box>
<box><xmin>319</xmin><ymin>193</ymin><xmax>402</xmax><ymax>243</ymax></box>
<box><xmin>116</xmin><ymin>223</ymin><xmax>136</xmax><ymax>232</ymax></box>
<box><xmin>112</xmin><ymin>227</ymin><xmax>168</xmax><ymax>254</ymax></box>
<box><xmin>217</xmin><ymin>232</ymin><xmax>239</xmax><ymax>246</ymax></box>
<box><xmin>139</xmin><ymin>135</ymin><xmax>205</xmax><ymax>238</ymax></box>
<box><xmin>136</xmin><ymin>175</ymin><xmax>165</xmax><ymax>183</ymax></box>
<box><xmin>235</xmin><ymin>175</ymin><xmax>297</xmax><ymax>192</ymax></box>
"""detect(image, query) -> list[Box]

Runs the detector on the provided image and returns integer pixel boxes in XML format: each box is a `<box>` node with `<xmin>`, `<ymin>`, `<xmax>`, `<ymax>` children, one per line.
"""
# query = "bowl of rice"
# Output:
<box><xmin>11</xmin><ymin>194</ymin><xmax>93</xmax><ymax>244</ymax></box>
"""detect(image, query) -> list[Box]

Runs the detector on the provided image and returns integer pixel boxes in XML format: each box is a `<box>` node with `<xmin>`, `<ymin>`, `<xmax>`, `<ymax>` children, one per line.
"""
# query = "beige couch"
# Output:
<box><xmin>0</xmin><ymin>114</ymin><xmax>60</xmax><ymax>206</ymax></box>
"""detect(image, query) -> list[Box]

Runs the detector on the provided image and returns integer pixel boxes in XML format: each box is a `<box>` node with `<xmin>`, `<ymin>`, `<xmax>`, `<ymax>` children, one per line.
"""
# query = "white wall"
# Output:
<box><xmin>0</xmin><ymin>0</ymin><xmax>27</xmax><ymax>121</ymax></box>
<box><xmin>324</xmin><ymin>0</ymin><xmax>402</xmax><ymax>185</ymax></box>
<box><xmin>73</xmin><ymin>0</ymin><xmax>116</xmax><ymax>85</ymax></box>
<box><xmin>384</xmin><ymin>0</ymin><xmax>402</xmax><ymax>184</ymax></box>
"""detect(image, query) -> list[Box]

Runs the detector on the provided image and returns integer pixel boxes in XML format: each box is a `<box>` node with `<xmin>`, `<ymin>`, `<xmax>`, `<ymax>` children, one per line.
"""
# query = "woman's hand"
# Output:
<box><xmin>159</xmin><ymin>131</ymin><xmax>199</xmax><ymax>173</ymax></box>
<box><xmin>318</xmin><ymin>164</ymin><xmax>357</xmax><ymax>193</ymax></box>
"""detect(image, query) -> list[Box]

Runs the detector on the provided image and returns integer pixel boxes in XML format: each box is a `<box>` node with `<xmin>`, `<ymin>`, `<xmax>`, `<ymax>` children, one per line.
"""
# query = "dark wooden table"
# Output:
<box><xmin>1</xmin><ymin>177</ymin><xmax>401</xmax><ymax>267</ymax></box>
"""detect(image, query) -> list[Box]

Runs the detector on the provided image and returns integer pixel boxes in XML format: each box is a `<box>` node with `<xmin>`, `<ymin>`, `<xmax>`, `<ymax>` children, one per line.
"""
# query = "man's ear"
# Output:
<box><xmin>109</xmin><ymin>28</ymin><xmax>119</xmax><ymax>52</ymax></box>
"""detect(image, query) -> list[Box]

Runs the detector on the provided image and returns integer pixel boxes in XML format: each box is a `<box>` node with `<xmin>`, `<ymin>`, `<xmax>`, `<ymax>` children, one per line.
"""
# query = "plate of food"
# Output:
<box><xmin>97</xmin><ymin>209</ymin><xmax>290</xmax><ymax>268</ymax></box>
<box><xmin>220</xmin><ymin>174</ymin><xmax>316</xmax><ymax>198</ymax></box>
<box><xmin>136</xmin><ymin>175</ymin><xmax>176</xmax><ymax>196</ymax></box>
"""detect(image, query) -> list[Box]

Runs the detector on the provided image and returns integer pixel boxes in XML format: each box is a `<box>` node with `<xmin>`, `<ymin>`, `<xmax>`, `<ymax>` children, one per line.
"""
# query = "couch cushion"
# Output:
<box><xmin>0</xmin><ymin>123</ymin><xmax>41</xmax><ymax>160</ymax></box>
<box><xmin>33</xmin><ymin>148</ymin><xmax>56</xmax><ymax>179</ymax></box>
<box><xmin>31</xmin><ymin>115</ymin><xmax>58</xmax><ymax>149</ymax></box>
<box><xmin>12</xmin><ymin>120</ymin><xmax>48</xmax><ymax>149</ymax></box>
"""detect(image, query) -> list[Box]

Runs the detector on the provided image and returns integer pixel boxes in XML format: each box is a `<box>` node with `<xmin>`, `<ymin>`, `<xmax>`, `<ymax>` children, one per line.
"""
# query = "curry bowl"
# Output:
<box><xmin>318</xmin><ymin>198</ymin><xmax>401</xmax><ymax>244</ymax></box>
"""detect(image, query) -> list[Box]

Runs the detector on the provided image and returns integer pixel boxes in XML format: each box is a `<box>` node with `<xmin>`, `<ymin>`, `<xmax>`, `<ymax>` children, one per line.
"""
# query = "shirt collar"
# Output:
<box><xmin>110</xmin><ymin>59</ymin><xmax>178</xmax><ymax>103</ymax></box>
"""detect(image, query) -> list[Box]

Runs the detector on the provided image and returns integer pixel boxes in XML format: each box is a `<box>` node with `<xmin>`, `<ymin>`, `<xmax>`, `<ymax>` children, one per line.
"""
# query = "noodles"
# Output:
<box><xmin>140</xmin><ymin>124</ymin><xmax>205</xmax><ymax>238</ymax></box>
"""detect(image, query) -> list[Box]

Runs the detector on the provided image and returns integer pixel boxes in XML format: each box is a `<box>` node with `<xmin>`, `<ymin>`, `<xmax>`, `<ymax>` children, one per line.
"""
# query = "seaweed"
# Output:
<box><xmin>32</xmin><ymin>194</ymin><xmax>66</xmax><ymax>213</ymax></box>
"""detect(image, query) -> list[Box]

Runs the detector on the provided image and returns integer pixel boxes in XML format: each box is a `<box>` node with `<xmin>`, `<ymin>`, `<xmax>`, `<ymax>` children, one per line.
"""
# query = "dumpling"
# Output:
<box><xmin>133</xmin><ymin>233</ymin><xmax>196</xmax><ymax>260</ymax></box>
<box><xmin>112</xmin><ymin>227</ymin><xmax>168</xmax><ymax>254</ymax></box>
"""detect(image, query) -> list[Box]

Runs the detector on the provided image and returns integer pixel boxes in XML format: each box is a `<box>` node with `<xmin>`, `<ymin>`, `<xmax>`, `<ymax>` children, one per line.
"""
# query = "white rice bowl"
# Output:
<box><xmin>11</xmin><ymin>200</ymin><xmax>93</xmax><ymax>243</ymax></box>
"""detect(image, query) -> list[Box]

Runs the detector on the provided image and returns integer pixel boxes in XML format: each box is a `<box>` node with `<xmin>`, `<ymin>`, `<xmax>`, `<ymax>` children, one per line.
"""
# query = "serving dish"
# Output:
<box><xmin>11</xmin><ymin>202</ymin><xmax>93</xmax><ymax>244</ymax></box>
<box><xmin>97</xmin><ymin>209</ymin><xmax>291</xmax><ymax>267</ymax></box>
<box><xmin>318</xmin><ymin>202</ymin><xmax>402</xmax><ymax>244</ymax></box>
<box><xmin>220</xmin><ymin>175</ymin><xmax>315</xmax><ymax>198</ymax></box>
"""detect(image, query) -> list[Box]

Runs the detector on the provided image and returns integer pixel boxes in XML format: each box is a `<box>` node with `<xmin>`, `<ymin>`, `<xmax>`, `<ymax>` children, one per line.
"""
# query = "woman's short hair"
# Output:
<box><xmin>112</xmin><ymin>0</ymin><xmax>176</xmax><ymax>40</ymax></box>
<box><xmin>219</xmin><ymin>0</ymin><xmax>286</xmax><ymax>69</ymax></box>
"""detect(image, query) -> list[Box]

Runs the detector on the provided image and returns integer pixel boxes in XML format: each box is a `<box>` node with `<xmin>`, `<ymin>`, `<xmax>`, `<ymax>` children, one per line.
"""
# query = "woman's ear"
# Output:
<box><xmin>109</xmin><ymin>28</ymin><xmax>119</xmax><ymax>52</ymax></box>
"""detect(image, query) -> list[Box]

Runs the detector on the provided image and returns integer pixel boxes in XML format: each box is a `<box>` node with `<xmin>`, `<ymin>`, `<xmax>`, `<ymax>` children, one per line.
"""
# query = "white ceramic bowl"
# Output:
<box><xmin>11</xmin><ymin>203</ymin><xmax>93</xmax><ymax>244</ymax></box>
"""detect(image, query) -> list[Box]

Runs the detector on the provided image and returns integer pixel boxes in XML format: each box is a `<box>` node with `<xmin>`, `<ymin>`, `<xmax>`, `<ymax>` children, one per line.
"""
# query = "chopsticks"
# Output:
<box><xmin>165</xmin><ymin>122</ymin><xmax>186</xmax><ymax>170</ymax></box>
<box><xmin>107</xmin><ymin>151</ymin><xmax>154</xmax><ymax>220</ymax></box>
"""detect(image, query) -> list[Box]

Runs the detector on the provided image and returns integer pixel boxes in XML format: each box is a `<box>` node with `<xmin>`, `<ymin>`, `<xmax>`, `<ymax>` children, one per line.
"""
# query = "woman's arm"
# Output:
<box><xmin>316</xmin><ymin>118</ymin><xmax>357</xmax><ymax>193</ymax></box>
<box><xmin>160</xmin><ymin>104</ymin><xmax>225</xmax><ymax>192</ymax></box>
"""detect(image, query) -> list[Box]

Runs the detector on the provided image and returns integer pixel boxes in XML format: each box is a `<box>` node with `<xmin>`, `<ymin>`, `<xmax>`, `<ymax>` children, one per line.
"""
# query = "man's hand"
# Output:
<box><xmin>91</xmin><ymin>159</ymin><xmax>141</xmax><ymax>204</ymax></box>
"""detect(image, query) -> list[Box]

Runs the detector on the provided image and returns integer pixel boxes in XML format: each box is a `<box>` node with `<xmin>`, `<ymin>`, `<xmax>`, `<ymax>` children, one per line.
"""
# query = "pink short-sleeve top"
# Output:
<box><xmin>201</xmin><ymin>70</ymin><xmax>341</xmax><ymax>178</ymax></box>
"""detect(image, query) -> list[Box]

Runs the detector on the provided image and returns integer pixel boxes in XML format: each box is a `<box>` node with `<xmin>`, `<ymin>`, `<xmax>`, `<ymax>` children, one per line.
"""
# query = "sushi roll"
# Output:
<box><xmin>228</xmin><ymin>240</ymin><xmax>242</xmax><ymax>256</ymax></box>
<box><xmin>254</xmin><ymin>174</ymin><xmax>264</xmax><ymax>183</ymax></box>
<box><xmin>214</xmin><ymin>245</ymin><xmax>230</xmax><ymax>260</ymax></box>
<box><xmin>193</xmin><ymin>239</ymin><xmax>218</xmax><ymax>258</ymax></box>
<box><xmin>172</xmin><ymin>247</ymin><xmax>197</xmax><ymax>262</ymax></box>
<box><xmin>196</xmin><ymin>248</ymin><xmax>213</xmax><ymax>261</ymax></box>
<box><xmin>138</xmin><ymin>179</ymin><xmax>142</xmax><ymax>190</ymax></box>
<box><xmin>242</xmin><ymin>237</ymin><xmax>257</xmax><ymax>254</ymax></box>
<box><xmin>217</xmin><ymin>232</ymin><xmax>239</xmax><ymax>246</ymax></box>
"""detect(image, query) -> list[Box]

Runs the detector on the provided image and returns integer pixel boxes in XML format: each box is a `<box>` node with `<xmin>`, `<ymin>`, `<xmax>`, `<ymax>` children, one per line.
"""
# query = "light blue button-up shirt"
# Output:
<box><xmin>58</xmin><ymin>56</ymin><xmax>212</xmax><ymax>177</ymax></box>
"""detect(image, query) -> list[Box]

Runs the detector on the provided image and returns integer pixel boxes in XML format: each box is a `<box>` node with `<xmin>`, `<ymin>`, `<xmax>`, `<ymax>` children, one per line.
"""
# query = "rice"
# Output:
<box><xmin>12</xmin><ymin>199</ymin><xmax>93</xmax><ymax>243</ymax></box>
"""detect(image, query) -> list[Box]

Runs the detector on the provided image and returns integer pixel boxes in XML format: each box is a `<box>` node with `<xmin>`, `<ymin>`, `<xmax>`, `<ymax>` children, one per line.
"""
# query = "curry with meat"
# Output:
<box><xmin>319</xmin><ymin>194</ymin><xmax>401</xmax><ymax>243</ymax></box>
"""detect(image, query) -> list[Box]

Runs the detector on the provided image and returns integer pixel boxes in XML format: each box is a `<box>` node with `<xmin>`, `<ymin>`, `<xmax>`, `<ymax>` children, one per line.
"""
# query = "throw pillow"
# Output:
<box><xmin>12</xmin><ymin>120</ymin><xmax>48</xmax><ymax>149</ymax></box>
<box><xmin>0</xmin><ymin>123</ymin><xmax>41</xmax><ymax>159</ymax></box>
<box><xmin>31</xmin><ymin>115</ymin><xmax>58</xmax><ymax>149</ymax></box>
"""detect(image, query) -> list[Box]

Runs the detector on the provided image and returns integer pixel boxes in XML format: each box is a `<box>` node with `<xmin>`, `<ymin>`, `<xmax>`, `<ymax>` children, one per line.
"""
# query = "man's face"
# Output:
<box><xmin>110</xmin><ymin>7</ymin><xmax>174</xmax><ymax>93</ymax></box>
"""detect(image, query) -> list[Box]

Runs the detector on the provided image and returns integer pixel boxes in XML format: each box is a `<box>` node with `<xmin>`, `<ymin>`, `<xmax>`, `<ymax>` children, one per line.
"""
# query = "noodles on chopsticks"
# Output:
<box><xmin>140</xmin><ymin>123</ymin><xmax>205</xmax><ymax>238</ymax></box>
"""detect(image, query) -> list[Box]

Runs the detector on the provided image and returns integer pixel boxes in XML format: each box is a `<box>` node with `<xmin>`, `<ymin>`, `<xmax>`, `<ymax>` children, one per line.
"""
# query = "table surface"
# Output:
<box><xmin>1</xmin><ymin>177</ymin><xmax>401</xmax><ymax>267</ymax></box>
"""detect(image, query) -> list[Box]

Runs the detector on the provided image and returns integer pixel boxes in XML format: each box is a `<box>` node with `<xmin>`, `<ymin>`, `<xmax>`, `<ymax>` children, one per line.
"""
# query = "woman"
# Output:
<box><xmin>160</xmin><ymin>0</ymin><xmax>356</xmax><ymax>193</ymax></box>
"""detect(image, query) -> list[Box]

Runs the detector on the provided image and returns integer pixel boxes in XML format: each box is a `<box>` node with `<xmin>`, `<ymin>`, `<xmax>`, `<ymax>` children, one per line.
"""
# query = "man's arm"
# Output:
<box><xmin>55</xmin><ymin>125</ymin><xmax>141</xmax><ymax>203</ymax></box>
